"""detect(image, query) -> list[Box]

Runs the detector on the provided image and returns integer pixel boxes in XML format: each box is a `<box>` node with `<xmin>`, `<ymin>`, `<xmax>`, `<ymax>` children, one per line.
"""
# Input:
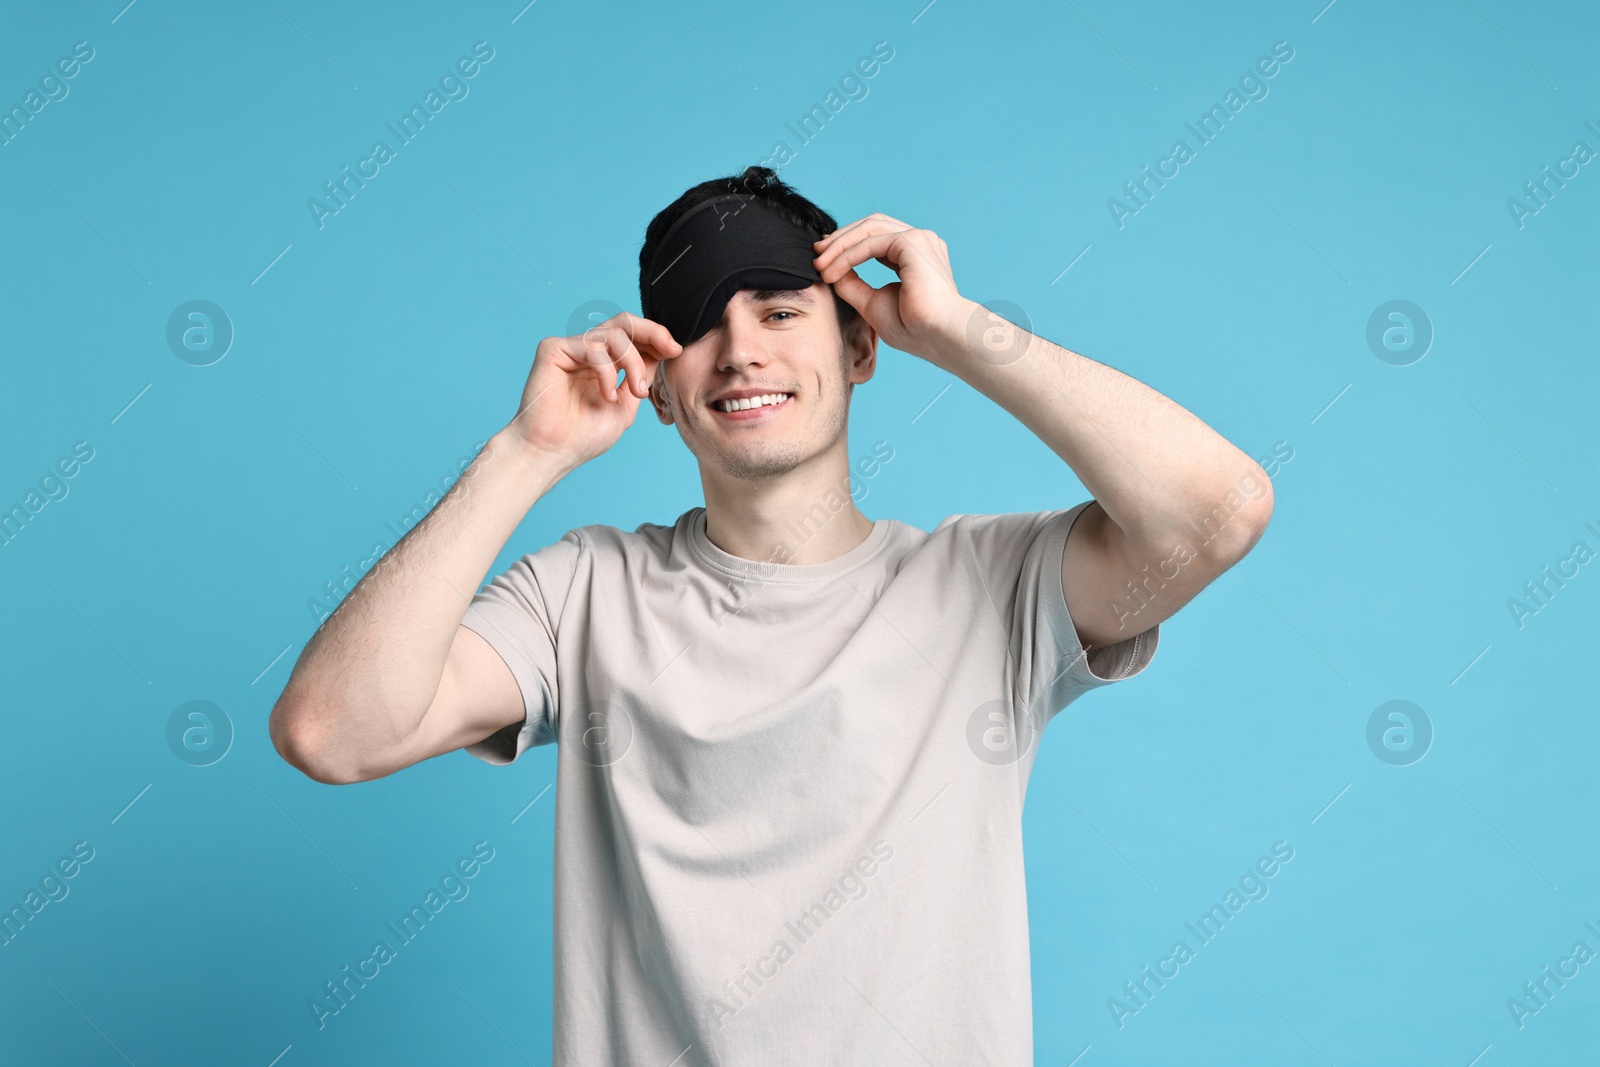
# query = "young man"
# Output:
<box><xmin>269</xmin><ymin>166</ymin><xmax>1272</xmax><ymax>1065</ymax></box>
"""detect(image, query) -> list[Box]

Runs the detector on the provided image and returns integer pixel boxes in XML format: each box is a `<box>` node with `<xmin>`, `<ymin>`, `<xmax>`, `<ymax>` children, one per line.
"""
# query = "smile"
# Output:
<box><xmin>711</xmin><ymin>392</ymin><xmax>793</xmax><ymax>417</ymax></box>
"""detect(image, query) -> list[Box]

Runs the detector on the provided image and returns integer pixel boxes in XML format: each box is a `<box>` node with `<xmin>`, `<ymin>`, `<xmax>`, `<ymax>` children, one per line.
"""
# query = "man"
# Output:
<box><xmin>269</xmin><ymin>166</ymin><xmax>1273</xmax><ymax>1065</ymax></box>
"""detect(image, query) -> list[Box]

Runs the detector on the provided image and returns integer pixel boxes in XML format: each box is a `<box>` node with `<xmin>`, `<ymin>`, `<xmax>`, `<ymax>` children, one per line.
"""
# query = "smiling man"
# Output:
<box><xmin>269</xmin><ymin>166</ymin><xmax>1272</xmax><ymax>1065</ymax></box>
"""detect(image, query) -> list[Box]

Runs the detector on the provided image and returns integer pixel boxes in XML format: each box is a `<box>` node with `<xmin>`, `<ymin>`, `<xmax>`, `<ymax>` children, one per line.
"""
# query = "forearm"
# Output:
<box><xmin>270</xmin><ymin>427</ymin><xmax>571</xmax><ymax>771</ymax></box>
<box><xmin>933</xmin><ymin>299</ymin><xmax>1270</xmax><ymax>558</ymax></box>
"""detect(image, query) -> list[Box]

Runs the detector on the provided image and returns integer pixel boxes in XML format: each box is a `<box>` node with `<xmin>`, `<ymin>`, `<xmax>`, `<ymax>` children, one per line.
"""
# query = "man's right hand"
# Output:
<box><xmin>503</xmin><ymin>312</ymin><xmax>682</xmax><ymax>470</ymax></box>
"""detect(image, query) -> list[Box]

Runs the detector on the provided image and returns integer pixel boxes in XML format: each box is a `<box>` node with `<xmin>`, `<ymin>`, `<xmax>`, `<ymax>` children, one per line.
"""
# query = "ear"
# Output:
<box><xmin>649</xmin><ymin>372</ymin><xmax>676</xmax><ymax>425</ymax></box>
<box><xmin>844</xmin><ymin>314</ymin><xmax>878</xmax><ymax>387</ymax></box>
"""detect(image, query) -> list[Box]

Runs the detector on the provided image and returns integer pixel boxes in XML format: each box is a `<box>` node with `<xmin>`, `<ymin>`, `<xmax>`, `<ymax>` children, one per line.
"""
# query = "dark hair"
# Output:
<box><xmin>638</xmin><ymin>165</ymin><xmax>859</xmax><ymax>337</ymax></box>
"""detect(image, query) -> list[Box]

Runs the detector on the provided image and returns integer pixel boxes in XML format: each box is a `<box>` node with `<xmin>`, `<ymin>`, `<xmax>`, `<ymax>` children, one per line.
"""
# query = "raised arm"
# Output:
<box><xmin>811</xmin><ymin>213</ymin><xmax>1272</xmax><ymax>654</ymax></box>
<box><xmin>944</xmin><ymin>322</ymin><xmax>1272</xmax><ymax>651</ymax></box>
<box><xmin>268</xmin><ymin>314</ymin><xmax>682</xmax><ymax>784</ymax></box>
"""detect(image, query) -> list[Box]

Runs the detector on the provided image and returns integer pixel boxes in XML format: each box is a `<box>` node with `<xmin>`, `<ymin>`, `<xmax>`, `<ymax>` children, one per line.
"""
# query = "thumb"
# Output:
<box><xmin>829</xmin><ymin>267</ymin><xmax>876</xmax><ymax>316</ymax></box>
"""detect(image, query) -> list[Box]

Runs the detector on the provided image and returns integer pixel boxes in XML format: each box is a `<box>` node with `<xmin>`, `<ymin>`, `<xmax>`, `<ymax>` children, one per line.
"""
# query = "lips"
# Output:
<box><xmin>708</xmin><ymin>388</ymin><xmax>793</xmax><ymax>407</ymax></box>
<box><xmin>710</xmin><ymin>392</ymin><xmax>793</xmax><ymax>420</ymax></box>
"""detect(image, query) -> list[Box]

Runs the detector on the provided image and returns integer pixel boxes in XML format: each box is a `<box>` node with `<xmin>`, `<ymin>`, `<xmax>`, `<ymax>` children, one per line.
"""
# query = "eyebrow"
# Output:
<box><xmin>744</xmin><ymin>288</ymin><xmax>816</xmax><ymax>304</ymax></box>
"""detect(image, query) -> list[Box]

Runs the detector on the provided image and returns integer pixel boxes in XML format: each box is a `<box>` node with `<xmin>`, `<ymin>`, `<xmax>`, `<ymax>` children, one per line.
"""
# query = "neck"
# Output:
<box><xmin>699</xmin><ymin>452</ymin><xmax>874</xmax><ymax>566</ymax></box>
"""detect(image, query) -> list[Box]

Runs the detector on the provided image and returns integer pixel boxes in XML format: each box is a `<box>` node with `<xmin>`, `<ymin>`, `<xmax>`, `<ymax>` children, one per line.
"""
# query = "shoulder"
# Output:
<box><xmin>926</xmin><ymin>503</ymin><xmax>1095</xmax><ymax>553</ymax></box>
<box><xmin>554</xmin><ymin>508</ymin><xmax>697</xmax><ymax>561</ymax></box>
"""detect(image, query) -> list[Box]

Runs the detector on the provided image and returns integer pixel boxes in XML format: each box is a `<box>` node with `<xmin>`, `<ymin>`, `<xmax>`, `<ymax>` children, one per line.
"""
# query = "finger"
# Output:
<box><xmin>604</xmin><ymin>326</ymin><xmax>655</xmax><ymax>400</ymax></box>
<box><xmin>589</xmin><ymin>312</ymin><xmax>676</xmax><ymax>369</ymax></box>
<box><xmin>576</xmin><ymin>322</ymin><xmax>659</xmax><ymax>402</ymax></box>
<box><xmin>549</xmin><ymin>332</ymin><xmax>613</xmax><ymax>400</ymax></box>
<box><xmin>830</xmin><ymin>228</ymin><xmax>954</xmax><ymax>287</ymax></box>
<box><xmin>574</xmin><ymin>328</ymin><xmax>625</xmax><ymax>401</ymax></box>
<box><xmin>813</xmin><ymin>220</ymin><xmax>916</xmax><ymax>277</ymax></box>
<box><xmin>815</xmin><ymin>212</ymin><xmax>914</xmax><ymax>256</ymax></box>
<box><xmin>811</xmin><ymin>213</ymin><xmax>890</xmax><ymax>256</ymax></box>
<box><xmin>829</xmin><ymin>266</ymin><xmax>879</xmax><ymax>314</ymax></box>
<box><xmin>862</xmin><ymin>212</ymin><xmax>912</xmax><ymax>233</ymax></box>
<box><xmin>816</xmin><ymin>230</ymin><xmax>910</xmax><ymax>283</ymax></box>
<box><xmin>611</xmin><ymin>311</ymin><xmax>683</xmax><ymax>359</ymax></box>
<box><xmin>813</xmin><ymin>215</ymin><xmax>875</xmax><ymax>252</ymax></box>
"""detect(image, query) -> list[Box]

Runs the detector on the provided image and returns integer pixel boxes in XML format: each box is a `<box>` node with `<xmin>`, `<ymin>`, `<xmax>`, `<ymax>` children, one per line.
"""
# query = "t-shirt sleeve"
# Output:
<box><xmin>939</xmin><ymin>502</ymin><xmax>1159</xmax><ymax>728</ymax></box>
<box><xmin>457</xmin><ymin>529</ymin><xmax>585</xmax><ymax>766</ymax></box>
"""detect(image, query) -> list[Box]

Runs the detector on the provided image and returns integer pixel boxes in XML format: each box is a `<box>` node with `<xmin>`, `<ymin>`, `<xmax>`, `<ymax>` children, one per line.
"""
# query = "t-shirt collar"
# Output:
<box><xmin>685</xmin><ymin>506</ymin><xmax>892</xmax><ymax>583</ymax></box>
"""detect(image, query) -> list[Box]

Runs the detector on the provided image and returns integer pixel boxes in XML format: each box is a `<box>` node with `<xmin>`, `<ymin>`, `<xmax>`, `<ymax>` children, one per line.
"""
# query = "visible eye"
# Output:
<box><xmin>767</xmin><ymin>310</ymin><xmax>796</xmax><ymax>322</ymax></box>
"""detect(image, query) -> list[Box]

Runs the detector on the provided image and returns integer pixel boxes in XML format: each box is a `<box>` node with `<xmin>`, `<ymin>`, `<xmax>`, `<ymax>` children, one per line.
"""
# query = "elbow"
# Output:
<box><xmin>1241</xmin><ymin>471</ymin><xmax>1275</xmax><ymax>550</ymax></box>
<box><xmin>1225</xmin><ymin>495</ymin><xmax>1273</xmax><ymax>561</ymax></box>
<box><xmin>1197</xmin><ymin>464</ymin><xmax>1275</xmax><ymax>568</ymax></box>
<box><xmin>268</xmin><ymin>700</ymin><xmax>365</xmax><ymax>786</ymax></box>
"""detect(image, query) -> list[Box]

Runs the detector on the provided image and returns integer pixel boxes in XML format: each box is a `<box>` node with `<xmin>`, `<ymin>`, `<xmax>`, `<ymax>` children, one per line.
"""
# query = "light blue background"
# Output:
<box><xmin>2</xmin><ymin>0</ymin><xmax>1596</xmax><ymax>1063</ymax></box>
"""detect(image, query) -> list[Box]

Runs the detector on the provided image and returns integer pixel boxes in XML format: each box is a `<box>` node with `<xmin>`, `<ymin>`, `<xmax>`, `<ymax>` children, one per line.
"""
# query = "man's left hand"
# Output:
<box><xmin>812</xmin><ymin>213</ymin><xmax>975</xmax><ymax>367</ymax></box>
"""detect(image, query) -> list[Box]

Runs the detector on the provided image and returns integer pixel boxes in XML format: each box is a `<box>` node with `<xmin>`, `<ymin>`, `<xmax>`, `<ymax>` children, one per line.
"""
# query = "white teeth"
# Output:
<box><xmin>715</xmin><ymin>392</ymin><xmax>790</xmax><ymax>412</ymax></box>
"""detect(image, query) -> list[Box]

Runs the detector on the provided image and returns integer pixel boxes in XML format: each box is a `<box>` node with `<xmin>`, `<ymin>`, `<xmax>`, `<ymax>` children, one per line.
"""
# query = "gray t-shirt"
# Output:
<box><xmin>461</xmin><ymin>502</ymin><xmax>1159</xmax><ymax>1065</ymax></box>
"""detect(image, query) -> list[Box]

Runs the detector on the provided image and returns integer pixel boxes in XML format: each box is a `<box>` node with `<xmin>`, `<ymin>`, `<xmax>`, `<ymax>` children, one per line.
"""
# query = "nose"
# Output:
<box><xmin>714</xmin><ymin>308</ymin><xmax>767</xmax><ymax>376</ymax></box>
